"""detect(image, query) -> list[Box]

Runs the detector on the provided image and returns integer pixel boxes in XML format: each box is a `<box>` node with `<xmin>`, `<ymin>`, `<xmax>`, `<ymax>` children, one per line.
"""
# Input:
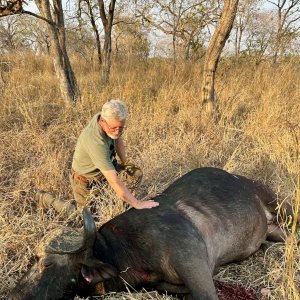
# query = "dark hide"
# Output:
<box><xmin>9</xmin><ymin>167</ymin><xmax>293</xmax><ymax>300</ymax></box>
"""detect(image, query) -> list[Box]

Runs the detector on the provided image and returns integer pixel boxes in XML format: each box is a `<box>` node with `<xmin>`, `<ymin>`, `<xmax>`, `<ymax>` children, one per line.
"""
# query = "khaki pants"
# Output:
<box><xmin>69</xmin><ymin>173</ymin><xmax>90</xmax><ymax>209</ymax></box>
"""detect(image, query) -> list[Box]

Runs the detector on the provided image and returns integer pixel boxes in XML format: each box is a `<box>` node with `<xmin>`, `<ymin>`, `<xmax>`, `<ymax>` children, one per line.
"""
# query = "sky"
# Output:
<box><xmin>24</xmin><ymin>0</ymin><xmax>276</xmax><ymax>13</ymax></box>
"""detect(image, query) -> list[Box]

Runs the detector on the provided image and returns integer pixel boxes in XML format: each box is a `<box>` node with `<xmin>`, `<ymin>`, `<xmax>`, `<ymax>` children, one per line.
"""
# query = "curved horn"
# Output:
<box><xmin>83</xmin><ymin>207</ymin><xmax>97</xmax><ymax>251</ymax></box>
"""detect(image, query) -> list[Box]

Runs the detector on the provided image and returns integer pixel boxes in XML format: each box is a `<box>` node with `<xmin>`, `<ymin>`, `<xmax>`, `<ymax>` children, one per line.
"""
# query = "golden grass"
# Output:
<box><xmin>0</xmin><ymin>54</ymin><xmax>299</xmax><ymax>299</ymax></box>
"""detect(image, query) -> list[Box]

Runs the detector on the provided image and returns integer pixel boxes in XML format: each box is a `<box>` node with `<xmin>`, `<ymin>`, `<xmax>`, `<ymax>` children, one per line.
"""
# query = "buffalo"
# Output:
<box><xmin>8</xmin><ymin>167</ymin><xmax>292</xmax><ymax>300</ymax></box>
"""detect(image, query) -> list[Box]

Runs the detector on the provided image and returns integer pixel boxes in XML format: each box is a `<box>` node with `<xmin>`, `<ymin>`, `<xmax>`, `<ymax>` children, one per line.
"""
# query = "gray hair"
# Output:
<box><xmin>101</xmin><ymin>99</ymin><xmax>128</xmax><ymax>121</ymax></box>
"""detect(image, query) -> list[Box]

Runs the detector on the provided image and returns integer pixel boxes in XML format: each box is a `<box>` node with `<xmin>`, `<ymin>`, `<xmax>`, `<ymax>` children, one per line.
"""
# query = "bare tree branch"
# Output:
<box><xmin>21</xmin><ymin>9</ymin><xmax>56</xmax><ymax>25</ymax></box>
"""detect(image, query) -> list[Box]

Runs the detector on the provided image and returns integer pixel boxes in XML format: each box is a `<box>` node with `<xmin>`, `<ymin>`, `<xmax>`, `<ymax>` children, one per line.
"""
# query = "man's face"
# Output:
<box><xmin>99</xmin><ymin>117</ymin><xmax>126</xmax><ymax>139</ymax></box>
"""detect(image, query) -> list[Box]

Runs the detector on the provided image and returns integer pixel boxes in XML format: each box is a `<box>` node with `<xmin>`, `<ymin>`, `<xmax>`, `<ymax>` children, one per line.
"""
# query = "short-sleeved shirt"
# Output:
<box><xmin>72</xmin><ymin>113</ymin><xmax>116</xmax><ymax>178</ymax></box>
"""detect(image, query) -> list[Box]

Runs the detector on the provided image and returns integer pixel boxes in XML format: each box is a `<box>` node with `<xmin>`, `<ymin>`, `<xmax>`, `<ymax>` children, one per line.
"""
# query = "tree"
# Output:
<box><xmin>267</xmin><ymin>0</ymin><xmax>300</xmax><ymax>62</ymax></box>
<box><xmin>78</xmin><ymin>0</ymin><xmax>103</xmax><ymax>69</ymax></box>
<box><xmin>114</xmin><ymin>18</ymin><xmax>150</xmax><ymax>61</ymax></box>
<box><xmin>137</xmin><ymin>0</ymin><xmax>219</xmax><ymax>68</ymax></box>
<box><xmin>28</xmin><ymin>18</ymin><xmax>51</xmax><ymax>54</ymax></box>
<box><xmin>0</xmin><ymin>13</ymin><xmax>52</xmax><ymax>54</ymax></box>
<box><xmin>244</xmin><ymin>10</ymin><xmax>274</xmax><ymax>64</ymax></box>
<box><xmin>33</xmin><ymin>0</ymin><xmax>80</xmax><ymax>105</ymax></box>
<box><xmin>77</xmin><ymin>0</ymin><xmax>135</xmax><ymax>83</ymax></box>
<box><xmin>98</xmin><ymin>0</ymin><xmax>116</xmax><ymax>85</ymax></box>
<box><xmin>201</xmin><ymin>0</ymin><xmax>239</xmax><ymax>119</ymax></box>
<box><xmin>66</xmin><ymin>22</ymin><xmax>96</xmax><ymax>62</ymax></box>
<box><xmin>0</xmin><ymin>15</ymin><xmax>29</xmax><ymax>52</ymax></box>
<box><xmin>233</xmin><ymin>0</ymin><xmax>259</xmax><ymax>57</ymax></box>
<box><xmin>0</xmin><ymin>0</ymin><xmax>80</xmax><ymax>105</ymax></box>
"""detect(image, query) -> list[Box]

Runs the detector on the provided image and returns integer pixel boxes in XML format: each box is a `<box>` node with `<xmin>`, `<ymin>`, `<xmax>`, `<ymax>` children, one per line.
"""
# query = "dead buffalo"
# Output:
<box><xmin>8</xmin><ymin>167</ymin><xmax>292</xmax><ymax>300</ymax></box>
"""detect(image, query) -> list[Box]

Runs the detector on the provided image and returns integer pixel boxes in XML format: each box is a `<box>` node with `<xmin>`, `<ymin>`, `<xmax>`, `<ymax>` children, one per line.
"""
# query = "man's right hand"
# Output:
<box><xmin>133</xmin><ymin>199</ymin><xmax>160</xmax><ymax>210</ymax></box>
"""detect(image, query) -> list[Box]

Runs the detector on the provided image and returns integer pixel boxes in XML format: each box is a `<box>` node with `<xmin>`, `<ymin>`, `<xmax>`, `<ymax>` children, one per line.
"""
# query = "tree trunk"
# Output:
<box><xmin>102</xmin><ymin>27</ymin><xmax>112</xmax><ymax>84</ymax></box>
<box><xmin>234</xmin><ymin>26</ymin><xmax>243</xmax><ymax>57</ymax></box>
<box><xmin>98</xmin><ymin>0</ymin><xmax>116</xmax><ymax>85</ymax></box>
<box><xmin>0</xmin><ymin>0</ymin><xmax>80</xmax><ymax>105</ymax></box>
<box><xmin>201</xmin><ymin>0</ymin><xmax>239</xmax><ymax>119</ymax></box>
<box><xmin>36</xmin><ymin>0</ymin><xmax>80</xmax><ymax>106</ymax></box>
<box><xmin>85</xmin><ymin>0</ymin><xmax>102</xmax><ymax>68</ymax></box>
<box><xmin>172</xmin><ymin>32</ymin><xmax>177</xmax><ymax>72</ymax></box>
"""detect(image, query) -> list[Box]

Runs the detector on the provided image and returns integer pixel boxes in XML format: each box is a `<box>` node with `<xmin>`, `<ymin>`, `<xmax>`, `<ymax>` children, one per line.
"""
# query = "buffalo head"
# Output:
<box><xmin>9</xmin><ymin>208</ymin><xmax>118</xmax><ymax>300</ymax></box>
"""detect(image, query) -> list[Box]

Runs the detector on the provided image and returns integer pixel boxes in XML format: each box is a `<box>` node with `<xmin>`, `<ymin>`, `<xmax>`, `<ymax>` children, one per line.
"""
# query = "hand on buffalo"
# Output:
<box><xmin>134</xmin><ymin>199</ymin><xmax>159</xmax><ymax>209</ymax></box>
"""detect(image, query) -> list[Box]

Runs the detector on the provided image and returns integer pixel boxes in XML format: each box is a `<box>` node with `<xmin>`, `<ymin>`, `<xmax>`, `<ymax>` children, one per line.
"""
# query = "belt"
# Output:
<box><xmin>71</xmin><ymin>168</ymin><xmax>89</xmax><ymax>183</ymax></box>
<box><xmin>71</xmin><ymin>168</ymin><xmax>106</xmax><ymax>184</ymax></box>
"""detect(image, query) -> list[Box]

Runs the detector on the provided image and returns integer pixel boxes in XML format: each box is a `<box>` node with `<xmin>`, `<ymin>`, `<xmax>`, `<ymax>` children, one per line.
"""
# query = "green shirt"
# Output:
<box><xmin>72</xmin><ymin>113</ymin><xmax>116</xmax><ymax>177</ymax></box>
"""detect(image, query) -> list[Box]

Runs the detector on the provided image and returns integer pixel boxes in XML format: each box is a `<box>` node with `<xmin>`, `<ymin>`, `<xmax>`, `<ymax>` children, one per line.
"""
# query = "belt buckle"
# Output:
<box><xmin>72</xmin><ymin>169</ymin><xmax>88</xmax><ymax>183</ymax></box>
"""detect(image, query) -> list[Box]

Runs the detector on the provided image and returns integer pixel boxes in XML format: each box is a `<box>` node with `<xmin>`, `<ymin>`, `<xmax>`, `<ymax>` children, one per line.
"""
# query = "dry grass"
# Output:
<box><xmin>0</xmin><ymin>54</ymin><xmax>299</xmax><ymax>299</ymax></box>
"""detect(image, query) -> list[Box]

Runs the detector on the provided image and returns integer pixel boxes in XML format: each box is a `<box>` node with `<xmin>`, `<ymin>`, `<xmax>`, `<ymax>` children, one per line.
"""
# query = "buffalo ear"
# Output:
<box><xmin>81</xmin><ymin>260</ymin><xmax>118</xmax><ymax>284</ymax></box>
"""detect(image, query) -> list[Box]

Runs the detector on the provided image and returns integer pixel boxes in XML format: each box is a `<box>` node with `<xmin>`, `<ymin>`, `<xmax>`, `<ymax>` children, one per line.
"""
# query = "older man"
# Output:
<box><xmin>70</xmin><ymin>99</ymin><xmax>159</xmax><ymax>210</ymax></box>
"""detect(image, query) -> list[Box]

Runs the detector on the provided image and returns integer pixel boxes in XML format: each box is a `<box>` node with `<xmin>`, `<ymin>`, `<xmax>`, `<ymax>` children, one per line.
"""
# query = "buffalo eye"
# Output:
<box><xmin>42</xmin><ymin>258</ymin><xmax>53</xmax><ymax>268</ymax></box>
<box><xmin>44</xmin><ymin>262</ymin><xmax>52</xmax><ymax>268</ymax></box>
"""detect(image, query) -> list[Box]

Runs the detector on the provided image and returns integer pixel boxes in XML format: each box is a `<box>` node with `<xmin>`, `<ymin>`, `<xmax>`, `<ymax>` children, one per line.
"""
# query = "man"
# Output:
<box><xmin>70</xmin><ymin>99</ymin><xmax>159</xmax><ymax>210</ymax></box>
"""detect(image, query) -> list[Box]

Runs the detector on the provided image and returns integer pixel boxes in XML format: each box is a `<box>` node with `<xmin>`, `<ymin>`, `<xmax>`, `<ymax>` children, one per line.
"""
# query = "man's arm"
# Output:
<box><xmin>115</xmin><ymin>138</ymin><xmax>126</xmax><ymax>163</ymax></box>
<box><xmin>102</xmin><ymin>169</ymin><xmax>159</xmax><ymax>209</ymax></box>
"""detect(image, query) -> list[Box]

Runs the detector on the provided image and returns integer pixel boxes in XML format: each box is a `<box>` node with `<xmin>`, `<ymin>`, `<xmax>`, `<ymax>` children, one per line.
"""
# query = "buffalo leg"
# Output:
<box><xmin>267</xmin><ymin>223</ymin><xmax>287</xmax><ymax>242</ymax></box>
<box><xmin>173</xmin><ymin>257</ymin><xmax>218</xmax><ymax>300</ymax></box>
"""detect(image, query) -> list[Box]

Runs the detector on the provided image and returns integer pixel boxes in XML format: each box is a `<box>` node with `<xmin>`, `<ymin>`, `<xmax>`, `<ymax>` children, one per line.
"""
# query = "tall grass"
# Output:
<box><xmin>0</xmin><ymin>54</ymin><xmax>299</xmax><ymax>299</ymax></box>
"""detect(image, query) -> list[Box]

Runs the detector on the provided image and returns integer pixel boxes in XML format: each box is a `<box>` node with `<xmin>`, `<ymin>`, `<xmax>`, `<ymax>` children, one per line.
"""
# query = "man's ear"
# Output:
<box><xmin>81</xmin><ymin>259</ymin><xmax>118</xmax><ymax>285</ymax></box>
<box><xmin>99</xmin><ymin>116</ymin><xmax>105</xmax><ymax>125</ymax></box>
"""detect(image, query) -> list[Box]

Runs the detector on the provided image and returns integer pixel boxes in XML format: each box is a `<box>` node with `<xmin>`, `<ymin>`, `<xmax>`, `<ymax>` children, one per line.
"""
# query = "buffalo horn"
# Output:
<box><xmin>82</xmin><ymin>207</ymin><xmax>97</xmax><ymax>252</ymax></box>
